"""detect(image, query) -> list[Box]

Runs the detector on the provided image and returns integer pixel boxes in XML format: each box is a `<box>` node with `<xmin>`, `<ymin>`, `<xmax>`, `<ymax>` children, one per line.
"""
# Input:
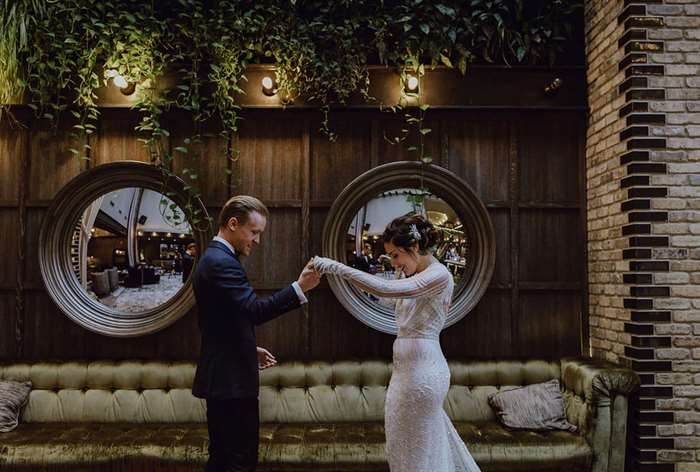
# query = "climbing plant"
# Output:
<box><xmin>0</xmin><ymin>0</ymin><xmax>581</xmax><ymax>227</ymax></box>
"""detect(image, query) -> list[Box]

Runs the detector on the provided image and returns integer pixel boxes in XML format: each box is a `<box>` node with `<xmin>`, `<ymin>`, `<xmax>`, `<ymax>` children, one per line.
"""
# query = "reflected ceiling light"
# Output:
<box><xmin>261</xmin><ymin>76</ymin><xmax>277</xmax><ymax>96</ymax></box>
<box><xmin>404</xmin><ymin>74</ymin><xmax>419</xmax><ymax>93</ymax></box>
<box><xmin>427</xmin><ymin>211</ymin><xmax>448</xmax><ymax>226</ymax></box>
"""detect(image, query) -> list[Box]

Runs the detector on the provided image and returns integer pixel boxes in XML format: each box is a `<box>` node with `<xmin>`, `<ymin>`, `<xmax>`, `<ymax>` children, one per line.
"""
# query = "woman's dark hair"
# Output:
<box><xmin>382</xmin><ymin>214</ymin><xmax>442</xmax><ymax>254</ymax></box>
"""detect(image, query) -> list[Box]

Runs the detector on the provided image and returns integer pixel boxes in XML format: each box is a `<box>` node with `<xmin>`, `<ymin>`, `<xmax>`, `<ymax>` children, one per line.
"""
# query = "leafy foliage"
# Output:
<box><xmin>0</xmin><ymin>0</ymin><xmax>581</xmax><ymax>225</ymax></box>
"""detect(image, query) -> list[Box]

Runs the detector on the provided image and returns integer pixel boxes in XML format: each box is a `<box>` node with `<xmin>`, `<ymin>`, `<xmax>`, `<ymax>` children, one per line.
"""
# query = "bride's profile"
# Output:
<box><xmin>312</xmin><ymin>214</ymin><xmax>481</xmax><ymax>472</ymax></box>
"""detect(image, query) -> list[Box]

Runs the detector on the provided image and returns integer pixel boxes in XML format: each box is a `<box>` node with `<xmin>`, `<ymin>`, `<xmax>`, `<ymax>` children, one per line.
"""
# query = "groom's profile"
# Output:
<box><xmin>191</xmin><ymin>195</ymin><xmax>320</xmax><ymax>471</ymax></box>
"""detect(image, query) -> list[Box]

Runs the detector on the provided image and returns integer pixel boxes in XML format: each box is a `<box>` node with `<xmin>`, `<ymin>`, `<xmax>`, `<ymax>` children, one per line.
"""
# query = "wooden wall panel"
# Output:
<box><xmin>518</xmin><ymin>114</ymin><xmax>583</xmax><ymax>204</ymax></box>
<box><xmin>519</xmin><ymin>210</ymin><xmax>582</xmax><ymax>283</ymax></box>
<box><xmin>445</xmin><ymin>117</ymin><xmax>511</xmax><ymax>203</ymax></box>
<box><xmin>244</xmin><ymin>208</ymin><xmax>303</xmax><ymax>285</ymax></box>
<box><xmin>24</xmin><ymin>208</ymin><xmax>46</xmax><ymax>289</ymax></box>
<box><xmin>236</xmin><ymin>114</ymin><xmax>304</xmax><ymax>201</ymax></box>
<box><xmin>517</xmin><ymin>292</ymin><xmax>582</xmax><ymax>358</ymax></box>
<box><xmin>254</xmin><ymin>296</ymin><xmax>306</xmax><ymax>360</ymax></box>
<box><xmin>442</xmin><ymin>290</ymin><xmax>512</xmax><ymax>359</ymax></box>
<box><xmin>0</xmin><ymin>210</ymin><xmax>18</xmax><ymax>288</ymax></box>
<box><xmin>28</xmin><ymin>122</ymin><xmax>83</xmax><ymax>202</ymax></box>
<box><xmin>93</xmin><ymin>109</ymin><xmax>152</xmax><ymax>165</ymax></box>
<box><xmin>169</xmin><ymin>113</ymin><xmax>231</xmax><ymax>207</ymax></box>
<box><xmin>308</xmin><ymin>288</ymin><xmax>394</xmax><ymax>361</ymax></box>
<box><xmin>0</xmin><ymin>119</ymin><xmax>24</xmax><ymax>202</ymax></box>
<box><xmin>2</xmin><ymin>108</ymin><xmax>587</xmax><ymax>362</ymax></box>
<box><xmin>23</xmin><ymin>292</ymin><xmax>88</xmax><ymax>360</ymax></box>
<box><xmin>375</xmin><ymin>117</ymin><xmax>441</xmax><ymax>165</ymax></box>
<box><xmin>310</xmin><ymin>112</ymin><xmax>372</xmax><ymax>202</ymax></box>
<box><xmin>488</xmin><ymin>209</ymin><xmax>511</xmax><ymax>286</ymax></box>
<box><xmin>0</xmin><ymin>295</ymin><xmax>17</xmax><ymax>360</ymax></box>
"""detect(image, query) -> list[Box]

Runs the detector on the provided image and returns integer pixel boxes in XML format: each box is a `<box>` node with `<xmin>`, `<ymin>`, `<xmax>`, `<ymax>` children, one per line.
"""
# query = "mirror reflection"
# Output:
<box><xmin>346</xmin><ymin>188</ymin><xmax>468</xmax><ymax>307</ymax></box>
<box><xmin>73</xmin><ymin>187</ymin><xmax>195</xmax><ymax>314</ymax></box>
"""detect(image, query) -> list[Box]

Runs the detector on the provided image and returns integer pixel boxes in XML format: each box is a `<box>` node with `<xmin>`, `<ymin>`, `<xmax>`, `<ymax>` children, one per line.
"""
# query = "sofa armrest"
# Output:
<box><xmin>560</xmin><ymin>357</ymin><xmax>640</xmax><ymax>472</ymax></box>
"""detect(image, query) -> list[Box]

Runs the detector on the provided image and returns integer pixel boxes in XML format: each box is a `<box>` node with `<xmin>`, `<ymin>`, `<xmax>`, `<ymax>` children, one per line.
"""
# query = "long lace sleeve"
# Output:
<box><xmin>313</xmin><ymin>256</ymin><xmax>449</xmax><ymax>299</ymax></box>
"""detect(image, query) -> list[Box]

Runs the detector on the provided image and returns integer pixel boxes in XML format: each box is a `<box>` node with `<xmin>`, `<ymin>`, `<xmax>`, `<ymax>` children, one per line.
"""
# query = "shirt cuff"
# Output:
<box><xmin>292</xmin><ymin>281</ymin><xmax>308</xmax><ymax>305</ymax></box>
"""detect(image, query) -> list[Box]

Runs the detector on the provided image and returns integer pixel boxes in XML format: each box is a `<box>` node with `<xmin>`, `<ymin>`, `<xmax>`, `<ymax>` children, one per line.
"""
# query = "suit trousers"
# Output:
<box><xmin>205</xmin><ymin>397</ymin><xmax>260</xmax><ymax>472</ymax></box>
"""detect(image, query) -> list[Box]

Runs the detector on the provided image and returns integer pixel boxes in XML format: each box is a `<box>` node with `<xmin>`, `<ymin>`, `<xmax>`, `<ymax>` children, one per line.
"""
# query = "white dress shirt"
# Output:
<box><xmin>213</xmin><ymin>236</ymin><xmax>308</xmax><ymax>304</ymax></box>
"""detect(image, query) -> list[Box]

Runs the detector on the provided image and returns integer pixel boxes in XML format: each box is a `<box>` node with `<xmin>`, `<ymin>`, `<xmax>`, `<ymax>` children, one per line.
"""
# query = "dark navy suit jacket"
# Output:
<box><xmin>191</xmin><ymin>240</ymin><xmax>300</xmax><ymax>399</ymax></box>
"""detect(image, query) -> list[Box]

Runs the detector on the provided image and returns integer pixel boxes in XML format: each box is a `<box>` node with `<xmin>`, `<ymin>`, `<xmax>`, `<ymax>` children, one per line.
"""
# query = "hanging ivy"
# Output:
<box><xmin>0</xmin><ymin>0</ymin><xmax>581</xmax><ymax>227</ymax></box>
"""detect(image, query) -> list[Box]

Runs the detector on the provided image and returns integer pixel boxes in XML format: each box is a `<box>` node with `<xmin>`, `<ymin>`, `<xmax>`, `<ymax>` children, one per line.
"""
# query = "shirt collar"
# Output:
<box><xmin>213</xmin><ymin>236</ymin><xmax>236</xmax><ymax>257</ymax></box>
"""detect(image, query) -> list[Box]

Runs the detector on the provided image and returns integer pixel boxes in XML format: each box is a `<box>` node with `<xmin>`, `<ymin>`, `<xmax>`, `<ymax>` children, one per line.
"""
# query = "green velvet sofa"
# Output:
<box><xmin>0</xmin><ymin>357</ymin><xmax>638</xmax><ymax>472</ymax></box>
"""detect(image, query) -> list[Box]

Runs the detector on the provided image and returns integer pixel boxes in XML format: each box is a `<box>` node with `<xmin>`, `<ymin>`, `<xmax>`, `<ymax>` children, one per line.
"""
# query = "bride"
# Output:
<box><xmin>312</xmin><ymin>214</ymin><xmax>481</xmax><ymax>472</ymax></box>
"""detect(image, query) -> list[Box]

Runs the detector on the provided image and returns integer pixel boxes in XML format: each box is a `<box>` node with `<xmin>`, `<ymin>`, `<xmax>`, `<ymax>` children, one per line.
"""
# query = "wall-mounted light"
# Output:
<box><xmin>137</xmin><ymin>231</ymin><xmax>144</xmax><ymax>236</ymax></box>
<box><xmin>152</xmin><ymin>232</ymin><xmax>158</xmax><ymax>237</ymax></box>
<box><xmin>261</xmin><ymin>76</ymin><xmax>278</xmax><ymax>96</ymax></box>
<box><xmin>544</xmin><ymin>77</ymin><xmax>562</xmax><ymax>95</ymax></box>
<box><xmin>404</xmin><ymin>74</ymin><xmax>419</xmax><ymax>94</ymax></box>
<box><xmin>107</xmin><ymin>69</ymin><xmax>136</xmax><ymax>95</ymax></box>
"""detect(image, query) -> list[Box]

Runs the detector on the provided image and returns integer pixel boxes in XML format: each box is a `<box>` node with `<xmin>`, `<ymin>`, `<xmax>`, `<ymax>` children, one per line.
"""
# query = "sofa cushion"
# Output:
<box><xmin>0</xmin><ymin>380</ymin><xmax>31</xmax><ymax>432</ymax></box>
<box><xmin>0</xmin><ymin>421</ymin><xmax>591</xmax><ymax>471</ymax></box>
<box><xmin>487</xmin><ymin>379</ymin><xmax>578</xmax><ymax>432</ymax></box>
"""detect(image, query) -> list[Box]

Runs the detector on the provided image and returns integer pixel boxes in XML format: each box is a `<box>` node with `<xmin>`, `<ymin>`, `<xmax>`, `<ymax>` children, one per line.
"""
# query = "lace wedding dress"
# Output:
<box><xmin>313</xmin><ymin>257</ymin><xmax>481</xmax><ymax>472</ymax></box>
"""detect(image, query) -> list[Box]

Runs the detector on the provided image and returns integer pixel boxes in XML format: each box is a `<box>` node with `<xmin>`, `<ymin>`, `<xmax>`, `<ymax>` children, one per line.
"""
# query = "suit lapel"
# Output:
<box><xmin>209</xmin><ymin>240</ymin><xmax>238</xmax><ymax>260</ymax></box>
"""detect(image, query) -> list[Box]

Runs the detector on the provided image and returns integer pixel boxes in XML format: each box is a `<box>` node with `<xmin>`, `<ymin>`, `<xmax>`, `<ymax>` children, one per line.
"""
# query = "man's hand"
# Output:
<box><xmin>296</xmin><ymin>259</ymin><xmax>321</xmax><ymax>292</ymax></box>
<box><xmin>257</xmin><ymin>347</ymin><xmax>277</xmax><ymax>370</ymax></box>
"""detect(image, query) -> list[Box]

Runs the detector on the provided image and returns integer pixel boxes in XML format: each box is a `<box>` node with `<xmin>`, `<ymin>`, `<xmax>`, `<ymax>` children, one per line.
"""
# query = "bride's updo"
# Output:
<box><xmin>382</xmin><ymin>214</ymin><xmax>442</xmax><ymax>255</ymax></box>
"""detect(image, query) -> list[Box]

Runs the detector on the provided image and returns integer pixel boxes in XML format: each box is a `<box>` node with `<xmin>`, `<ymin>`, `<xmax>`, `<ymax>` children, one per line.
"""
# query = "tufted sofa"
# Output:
<box><xmin>0</xmin><ymin>357</ymin><xmax>639</xmax><ymax>472</ymax></box>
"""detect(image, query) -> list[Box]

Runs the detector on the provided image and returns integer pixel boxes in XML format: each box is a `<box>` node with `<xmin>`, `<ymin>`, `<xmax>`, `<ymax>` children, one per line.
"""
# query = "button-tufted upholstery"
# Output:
<box><xmin>0</xmin><ymin>358</ymin><xmax>638</xmax><ymax>472</ymax></box>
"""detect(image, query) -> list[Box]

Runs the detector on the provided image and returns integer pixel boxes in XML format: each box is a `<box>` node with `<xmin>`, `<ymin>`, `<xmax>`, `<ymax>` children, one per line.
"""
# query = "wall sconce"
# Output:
<box><xmin>404</xmin><ymin>74</ymin><xmax>419</xmax><ymax>94</ymax></box>
<box><xmin>261</xmin><ymin>76</ymin><xmax>278</xmax><ymax>96</ymax></box>
<box><xmin>107</xmin><ymin>69</ymin><xmax>136</xmax><ymax>95</ymax></box>
<box><xmin>544</xmin><ymin>77</ymin><xmax>562</xmax><ymax>95</ymax></box>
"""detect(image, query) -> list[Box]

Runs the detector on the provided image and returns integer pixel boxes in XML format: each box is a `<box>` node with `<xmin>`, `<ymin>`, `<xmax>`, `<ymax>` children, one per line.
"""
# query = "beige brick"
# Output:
<box><xmin>657</xmin><ymin>348</ymin><xmax>691</xmax><ymax>360</ymax></box>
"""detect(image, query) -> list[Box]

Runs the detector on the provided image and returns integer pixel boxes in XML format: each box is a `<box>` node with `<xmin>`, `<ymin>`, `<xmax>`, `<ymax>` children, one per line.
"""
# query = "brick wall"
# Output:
<box><xmin>585</xmin><ymin>0</ymin><xmax>700</xmax><ymax>471</ymax></box>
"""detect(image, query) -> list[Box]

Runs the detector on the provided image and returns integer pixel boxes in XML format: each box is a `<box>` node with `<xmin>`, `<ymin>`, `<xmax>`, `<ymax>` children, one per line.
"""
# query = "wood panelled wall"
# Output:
<box><xmin>0</xmin><ymin>108</ymin><xmax>586</xmax><ymax>362</ymax></box>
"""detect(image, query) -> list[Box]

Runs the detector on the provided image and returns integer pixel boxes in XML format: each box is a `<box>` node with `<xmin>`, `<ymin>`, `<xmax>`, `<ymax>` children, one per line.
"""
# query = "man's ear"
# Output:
<box><xmin>227</xmin><ymin>216</ymin><xmax>239</xmax><ymax>232</ymax></box>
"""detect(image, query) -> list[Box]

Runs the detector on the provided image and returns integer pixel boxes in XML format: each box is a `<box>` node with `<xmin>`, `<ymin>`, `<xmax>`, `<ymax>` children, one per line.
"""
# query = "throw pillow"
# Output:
<box><xmin>487</xmin><ymin>379</ymin><xmax>577</xmax><ymax>432</ymax></box>
<box><xmin>0</xmin><ymin>380</ymin><xmax>32</xmax><ymax>432</ymax></box>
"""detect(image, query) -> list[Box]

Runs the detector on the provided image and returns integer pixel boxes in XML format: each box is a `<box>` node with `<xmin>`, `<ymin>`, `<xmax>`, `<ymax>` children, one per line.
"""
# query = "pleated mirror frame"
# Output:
<box><xmin>38</xmin><ymin>161</ymin><xmax>210</xmax><ymax>337</ymax></box>
<box><xmin>322</xmin><ymin>162</ymin><xmax>496</xmax><ymax>335</ymax></box>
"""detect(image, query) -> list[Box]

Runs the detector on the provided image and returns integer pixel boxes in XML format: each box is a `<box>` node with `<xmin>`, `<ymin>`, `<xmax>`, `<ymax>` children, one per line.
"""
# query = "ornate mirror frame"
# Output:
<box><xmin>38</xmin><ymin>161</ymin><xmax>210</xmax><ymax>337</ymax></box>
<box><xmin>321</xmin><ymin>162</ymin><xmax>496</xmax><ymax>334</ymax></box>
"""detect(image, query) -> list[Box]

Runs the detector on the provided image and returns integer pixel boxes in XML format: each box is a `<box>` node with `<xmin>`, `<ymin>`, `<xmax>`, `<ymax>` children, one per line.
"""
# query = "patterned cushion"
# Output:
<box><xmin>487</xmin><ymin>379</ymin><xmax>577</xmax><ymax>432</ymax></box>
<box><xmin>0</xmin><ymin>380</ymin><xmax>32</xmax><ymax>432</ymax></box>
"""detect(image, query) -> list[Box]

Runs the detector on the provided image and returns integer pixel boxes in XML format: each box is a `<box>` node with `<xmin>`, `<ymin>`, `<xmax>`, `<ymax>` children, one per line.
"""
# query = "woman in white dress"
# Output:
<box><xmin>312</xmin><ymin>214</ymin><xmax>481</xmax><ymax>472</ymax></box>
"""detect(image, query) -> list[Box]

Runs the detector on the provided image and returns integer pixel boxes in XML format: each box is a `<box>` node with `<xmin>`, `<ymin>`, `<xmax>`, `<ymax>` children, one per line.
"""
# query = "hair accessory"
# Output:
<box><xmin>409</xmin><ymin>223</ymin><xmax>421</xmax><ymax>241</ymax></box>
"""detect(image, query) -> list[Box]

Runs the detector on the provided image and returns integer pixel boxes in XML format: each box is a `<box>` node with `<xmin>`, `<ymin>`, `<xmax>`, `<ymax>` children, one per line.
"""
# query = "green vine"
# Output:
<box><xmin>1</xmin><ymin>0</ymin><xmax>581</xmax><ymax>227</ymax></box>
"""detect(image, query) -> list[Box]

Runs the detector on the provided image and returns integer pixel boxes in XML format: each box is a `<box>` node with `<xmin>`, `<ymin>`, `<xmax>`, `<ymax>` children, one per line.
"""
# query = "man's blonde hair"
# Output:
<box><xmin>218</xmin><ymin>195</ymin><xmax>269</xmax><ymax>228</ymax></box>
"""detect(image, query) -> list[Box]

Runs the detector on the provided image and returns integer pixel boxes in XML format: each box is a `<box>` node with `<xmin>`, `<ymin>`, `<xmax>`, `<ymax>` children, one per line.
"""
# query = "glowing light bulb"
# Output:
<box><xmin>261</xmin><ymin>76</ymin><xmax>277</xmax><ymax>96</ymax></box>
<box><xmin>113</xmin><ymin>74</ymin><xmax>129</xmax><ymax>89</ymax></box>
<box><xmin>405</xmin><ymin>75</ymin><xmax>419</xmax><ymax>93</ymax></box>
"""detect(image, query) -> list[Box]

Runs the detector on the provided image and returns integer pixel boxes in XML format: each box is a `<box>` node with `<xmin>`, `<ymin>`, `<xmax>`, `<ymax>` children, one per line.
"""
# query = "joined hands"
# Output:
<box><xmin>296</xmin><ymin>257</ymin><xmax>323</xmax><ymax>292</ymax></box>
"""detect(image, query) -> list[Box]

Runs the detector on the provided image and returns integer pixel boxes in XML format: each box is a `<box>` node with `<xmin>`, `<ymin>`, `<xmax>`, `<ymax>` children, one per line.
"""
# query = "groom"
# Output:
<box><xmin>191</xmin><ymin>195</ymin><xmax>320</xmax><ymax>471</ymax></box>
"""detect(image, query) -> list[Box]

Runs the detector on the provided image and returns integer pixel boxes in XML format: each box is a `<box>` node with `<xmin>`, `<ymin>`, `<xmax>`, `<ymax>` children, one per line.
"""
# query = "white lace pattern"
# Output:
<box><xmin>313</xmin><ymin>257</ymin><xmax>481</xmax><ymax>472</ymax></box>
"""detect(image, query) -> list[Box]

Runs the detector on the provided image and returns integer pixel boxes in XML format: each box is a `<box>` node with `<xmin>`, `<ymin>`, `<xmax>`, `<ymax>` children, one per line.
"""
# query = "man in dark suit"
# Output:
<box><xmin>182</xmin><ymin>242</ymin><xmax>197</xmax><ymax>283</ymax></box>
<box><xmin>192</xmin><ymin>195</ymin><xmax>320</xmax><ymax>472</ymax></box>
<box><xmin>352</xmin><ymin>242</ymin><xmax>376</xmax><ymax>273</ymax></box>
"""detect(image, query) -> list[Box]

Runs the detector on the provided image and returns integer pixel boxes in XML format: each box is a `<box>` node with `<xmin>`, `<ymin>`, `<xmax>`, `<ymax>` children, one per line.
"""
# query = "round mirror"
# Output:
<box><xmin>39</xmin><ymin>162</ymin><xmax>210</xmax><ymax>337</ymax></box>
<box><xmin>322</xmin><ymin>162</ymin><xmax>495</xmax><ymax>334</ymax></box>
<box><xmin>78</xmin><ymin>187</ymin><xmax>196</xmax><ymax>313</ymax></box>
